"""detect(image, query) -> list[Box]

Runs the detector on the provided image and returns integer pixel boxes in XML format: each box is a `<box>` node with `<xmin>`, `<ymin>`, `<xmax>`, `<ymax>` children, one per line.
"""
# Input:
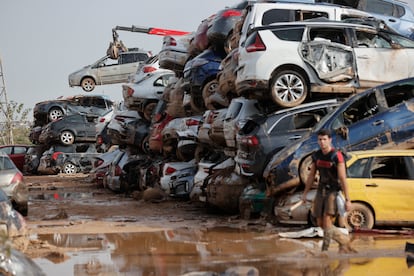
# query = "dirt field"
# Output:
<box><xmin>10</xmin><ymin>174</ymin><xmax>414</xmax><ymax>275</ymax></box>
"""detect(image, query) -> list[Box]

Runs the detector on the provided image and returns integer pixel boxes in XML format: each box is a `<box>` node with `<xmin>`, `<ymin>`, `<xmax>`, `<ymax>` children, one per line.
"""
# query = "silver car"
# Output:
<box><xmin>0</xmin><ymin>154</ymin><xmax>28</xmax><ymax>216</ymax></box>
<box><xmin>68</xmin><ymin>49</ymin><xmax>151</xmax><ymax>92</ymax></box>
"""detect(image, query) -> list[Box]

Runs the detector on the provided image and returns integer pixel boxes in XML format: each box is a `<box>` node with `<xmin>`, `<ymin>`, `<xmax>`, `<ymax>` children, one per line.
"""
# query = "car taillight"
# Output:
<box><xmin>99</xmin><ymin>117</ymin><xmax>106</xmax><ymax>123</ymax></box>
<box><xmin>143</xmin><ymin>66</ymin><xmax>157</xmax><ymax>73</ymax></box>
<box><xmin>115</xmin><ymin>165</ymin><xmax>122</xmax><ymax>176</ymax></box>
<box><xmin>246</xmin><ymin>33</ymin><xmax>266</xmax><ymax>52</ymax></box>
<box><xmin>11</xmin><ymin>172</ymin><xmax>24</xmax><ymax>184</ymax></box>
<box><xmin>166</xmin><ymin>37</ymin><xmax>177</xmax><ymax>46</ymax></box>
<box><xmin>241</xmin><ymin>135</ymin><xmax>259</xmax><ymax>146</ymax></box>
<box><xmin>207</xmin><ymin>111</ymin><xmax>216</xmax><ymax>124</ymax></box>
<box><xmin>52</xmin><ymin>152</ymin><xmax>63</xmax><ymax>160</ymax></box>
<box><xmin>97</xmin><ymin>135</ymin><xmax>103</xmax><ymax>145</ymax></box>
<box><xmin>186</xmin><ymin>118</ymin><xmax>200</xmax><ymax>126</ymax></box>
<box><xmin>127</xmin><ymin>87</ymin><xmax>135</xmax><ymax>97</ymax></box>
<box><xmin>164</xmin><ymin>166</ymin><xmax>177</xmax><ymax>175</ymax></box>
<box><xmin>222</xmin><ymin>10</ymin><xmax>242</xmax><ymax>17</ymax></box>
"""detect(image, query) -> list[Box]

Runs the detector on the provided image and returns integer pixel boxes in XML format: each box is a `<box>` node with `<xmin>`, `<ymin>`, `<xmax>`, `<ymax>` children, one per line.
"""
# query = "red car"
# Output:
<box><xmin>0</xmin><ymin>145</ymin><xmax>32</xmax><ymax>172</ymax></box>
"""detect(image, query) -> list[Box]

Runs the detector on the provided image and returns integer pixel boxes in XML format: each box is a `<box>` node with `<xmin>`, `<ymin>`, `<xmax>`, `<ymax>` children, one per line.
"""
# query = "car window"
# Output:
<box><xmin>272</xmin><ymin>27</ymin><xmax>304</xmax><ymax>42</ymax></box>
<box><xmin>262</xmin><ymin>9</ymin><xmax>329</xmax><ymax>25</ymax></box>
<box><xmin>338</xmin><ymin>92</ymin><xmax>379</xmax><ymax>127</ymax></box>
<box><xmin>119</xmin><ymin>53</ymin><xmax>149</xmax><ymax>64</ymax></box>
<box><xmin>370</xmin><ymin>156</ymin><xmax>411</xmax><ymax>179</ymax></box>
<box><xmin>347</xmin><ymin>157</ymin><xmax>370</xmax><ymax>178</ymax></box>
<box><xmin>0</xmin><ymin>156</ymin><xmax>15</xmax><ymax>170</ymax></box>
<box><xmin>0</xmin><ymin>147</ymin><xmax>11</xmax><ymax>155</ymax></box>
<box><xmin>225</xmin><ymin>102</ymin><xmax>242</xmax><ymax>120</ymax></box>
<box><xmin>272</xmin><ymin>116</ymin><xmax>294</xmax><ymax>133</ymax></box>
<box><xmin>355</xmin><ymin>30</ymin><xmax>392</xmax><ymax>48</ymax></box>
<box><xmin>309</xmin><ymin>27</ymin><xmax>347</xmax><ymax>45</ymax></box>
<box><xmin>386</xmin><ymin>33</ymin><xmax>414</xmax><ymax>48</ymax></box>
<box><xmin>363</xmin><ymin>0</ymin><xmax>394</xmax><ymax>16</ymax></box>
<box><xmin>383</xmin><ymin>79</ymin><xmax>414</xmax><ymax>107</ymax></box>
<box><xmin>14</xmin><ymin>146</ymin><xmax>27</xmax><ymax>154</ymax></box>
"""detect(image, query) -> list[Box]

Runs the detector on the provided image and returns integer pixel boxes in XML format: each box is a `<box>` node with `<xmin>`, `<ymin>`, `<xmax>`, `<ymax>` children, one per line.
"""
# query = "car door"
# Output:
<box><xmin>95</xmin><ymin>56</ymin><xmax>121</xmax><ymax>84</ymax></box>
<box><xmin>11</xmin><ymin>146</ymin><xmax>28</xmax><ymax>171</ymax></box>
<box><xmin>118</xmin><ymin>52</ymin><xmax>141</xmax><ymax>82</ymax></box>
<box><xmin>329</xmin><ymin>89</ymin><xmax>392</xmax><ymax>151</ymax></box>
<box><xmin>352</xmin><ymin>29</ymin><xmax>410</xmax><ymax>87</ymax></box>
<box><xmin>350</xmin><ymin>155</ymin><xmax>414</xmax><ymax>222</ymax></box>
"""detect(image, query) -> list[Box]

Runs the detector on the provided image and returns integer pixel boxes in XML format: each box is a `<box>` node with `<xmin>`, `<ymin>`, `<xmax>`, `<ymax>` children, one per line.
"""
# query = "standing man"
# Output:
<box><xmin>302</xmin><ymin>129</ymin><xmax>356</xmax><ymax>253</ymax></box>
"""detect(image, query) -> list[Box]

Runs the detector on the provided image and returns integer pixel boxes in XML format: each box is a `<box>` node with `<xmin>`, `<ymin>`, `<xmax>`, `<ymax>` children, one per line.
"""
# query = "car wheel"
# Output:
<box><xmin>345</xmin><ymin>202</ymin><xmax>374</xmax><ymax>230</ymax></box>
<box><xmin>81</xmin><ymin>77</ymin><xmax>96</xmax><ymax>92</ymax></box>
<box><xmin>48</xmin><ymin>107</ymin><xmax>64</xmax><ymax>121</ymax></box>
<box><xmin>271</xmin><ymin>70</ymin><xmax>308</xmax><ymax>108</ymax></box>
<box><xmin>63</xmin><ymin>162</ymin><xmax>77</xmax><ymax>174</ymax></box>
<box><xmin>142</xmin><ymin>101</ymin><xmax>157</xmax><ymax>122</ymax></box>
<box><xmin>60</xmin><ymin>131</ymin><xmax>75</xmax><ymax>145</ymax></box>
<box><xmin>202</xmin><ymin>79</ymin><xmax>219</xmax><ymax>107</ymax></box>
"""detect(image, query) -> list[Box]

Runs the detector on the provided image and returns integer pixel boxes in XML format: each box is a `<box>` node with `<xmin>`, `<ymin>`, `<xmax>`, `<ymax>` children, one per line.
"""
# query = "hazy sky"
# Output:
<box><xmin>1</xmin><ymin>0</ymin><xmax>414</xmax><ymax>119</ymax></box>
<box><xmin>0</xmin><ymin>0</ymin><xmax>239</xmax><ymax>117</ymax></box>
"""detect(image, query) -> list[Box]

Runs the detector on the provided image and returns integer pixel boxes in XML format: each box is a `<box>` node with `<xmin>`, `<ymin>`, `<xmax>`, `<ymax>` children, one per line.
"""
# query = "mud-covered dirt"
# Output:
<box><xmin>11</xmin><ymin>174</ymin><xmax>414</xmax><ymax>275</ymax></box>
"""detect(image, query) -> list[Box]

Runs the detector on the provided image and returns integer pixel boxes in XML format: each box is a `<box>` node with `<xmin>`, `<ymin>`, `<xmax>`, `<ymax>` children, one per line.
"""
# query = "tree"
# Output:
<box><xmin>0</xmin><ymin>101</ymin><xmax>31</xmax><ymax>145</ymax></box>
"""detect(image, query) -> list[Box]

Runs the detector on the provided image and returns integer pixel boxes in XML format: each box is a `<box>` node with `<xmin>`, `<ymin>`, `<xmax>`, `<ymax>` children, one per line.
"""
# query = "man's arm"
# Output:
<box><xmin>302</xmin><ymin>162</ymin><xmax>316</xmax><ymax>202</ymax></box>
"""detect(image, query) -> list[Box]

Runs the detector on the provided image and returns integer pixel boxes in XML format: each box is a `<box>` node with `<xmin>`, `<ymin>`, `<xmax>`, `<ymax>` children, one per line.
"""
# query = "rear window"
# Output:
<box><xmin>119</xmin><ymin>53</ymin><xmax>149</xmax><ymax>64</ymax></box>
<box><xmin>262</xmin><ymin>9</ymin><xmax>329</xmax><ymax>25</ymax></box>
<box><xmin>272</xmin><ymin>27</ymin><xmax>304</xmax><ymax>41</ymax></box>
<box><xmin>383</xmin><ymin>80</ymin><xmax>414</xmax><ymax>107</ymax></box>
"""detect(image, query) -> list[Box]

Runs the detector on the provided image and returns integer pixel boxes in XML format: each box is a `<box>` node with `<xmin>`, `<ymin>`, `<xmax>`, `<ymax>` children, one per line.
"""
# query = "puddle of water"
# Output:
<box><xmin>30</xmin><ymin>192</ymin><xmax>94</xmax><ymax>201</ymax></box>
<box><xmin>32</xmin><ymin>227</ymin><xmax>414</xmax><ymax>275</ymax></box>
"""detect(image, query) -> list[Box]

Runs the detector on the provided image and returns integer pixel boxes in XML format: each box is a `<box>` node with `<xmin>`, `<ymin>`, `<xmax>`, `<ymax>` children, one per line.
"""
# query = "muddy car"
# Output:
<box><xmin>235</xmin><ymin>20</ymin><xmax>414</xmax><ymax>108</ymax></box>
<box><xmin>38</xmin><ymin>114</ymin><xmax>98</xmax><ymax>145</ymax></box>
<box><xmin>235</xmin><ymin>99</ymin><xmax>340</xmax><ymax>178</ymax></box>
<box><xmin>33</xmin><ymin>94</ymin><xmax>113</xmax><ymax>126</ymax></box>
<box><xmin>263</xmin><ymin>77</ymin><xmax>414</xmax><ymax>197</ymax></box>
<box><xmin>55</xmin><ymin>143</ymin><xmax>100</xmax><ymax>174</ymax></box>
<box><xmin>183</xmin><ymin>47</ymin><xmax>227</xmax><ymax>112</ymax></box>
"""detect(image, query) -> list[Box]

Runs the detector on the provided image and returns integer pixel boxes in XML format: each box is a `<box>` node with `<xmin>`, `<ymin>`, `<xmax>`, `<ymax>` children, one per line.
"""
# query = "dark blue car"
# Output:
<box><xmin>183</xmin><ymin>48</ymin><xmax>227</xmax><ymax>112</ymax></box>
<box><xmin>263</xmin><ymin>77</ymin><xmax>414</xmax><ymax>197</ymax></box>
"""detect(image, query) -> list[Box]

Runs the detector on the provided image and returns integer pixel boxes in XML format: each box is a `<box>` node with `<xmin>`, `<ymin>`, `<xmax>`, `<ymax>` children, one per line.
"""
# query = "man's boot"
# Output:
<box><xmin>331</xmin><ymin>227</ymin><xmax>357</xmax><ymax>253</ymax></box>
<box><xmin>322</xmin><ymin>227</ymin><xmax>333</xmax><ymax>251</ymax></box>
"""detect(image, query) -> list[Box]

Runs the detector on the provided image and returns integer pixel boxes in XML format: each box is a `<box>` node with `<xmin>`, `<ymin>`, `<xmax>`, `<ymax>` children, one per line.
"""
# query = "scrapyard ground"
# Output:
<box><xmin>13</xmin><ymin>174</ymin><xmax>414</xmax><ymax>275</ymax></box>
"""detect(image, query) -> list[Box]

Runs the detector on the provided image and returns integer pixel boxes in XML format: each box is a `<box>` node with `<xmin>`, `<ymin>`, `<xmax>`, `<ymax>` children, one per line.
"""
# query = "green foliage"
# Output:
<box><xmin>0</xmin><ymin>101</ymin><xmax>32</xmax><ymax>145</ymax></box>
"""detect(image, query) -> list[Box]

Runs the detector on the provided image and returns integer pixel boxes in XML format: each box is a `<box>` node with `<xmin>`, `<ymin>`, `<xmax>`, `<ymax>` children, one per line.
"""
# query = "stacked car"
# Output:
<box><xmin>52</xmin><ymin>0</ymin><xmax>414</xmax><ymax>229</ymax></box>
<box><xmin>26</xmin><ymin>94</ymin><xmax>113</xmax><ymax>175</ymax></box>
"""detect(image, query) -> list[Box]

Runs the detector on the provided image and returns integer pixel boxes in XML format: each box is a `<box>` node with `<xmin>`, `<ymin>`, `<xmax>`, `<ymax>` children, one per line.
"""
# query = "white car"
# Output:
<box><xmin>122</xmin><ymin>69</ymin><xmax>174</xmax><ymax>120</ymax></box>
<box><xmin>68</xmin><ymin>49</ymin><xmax>151</xmax><ymax>92</ymax></box>
<box><xmin>158</xmin><ymin>33</ymin><xmax>194</xmax><ymax>74</ymax></box>
<box><xmin>238</xmin><ymin>1</ymin><xmax>372</xmax><ymax>47</ymax></box>
<box><xmin>235</xmin><ymin>20</ymin><xmax>414</xmax><ymax>108</ymax></box>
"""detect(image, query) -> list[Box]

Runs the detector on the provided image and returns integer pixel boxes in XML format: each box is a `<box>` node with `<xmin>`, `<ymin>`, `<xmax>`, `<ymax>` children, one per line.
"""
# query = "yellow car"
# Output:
<box><xmin>346</xmin><ymin>149</ymin><xmax>414</xmax><ymax>229</ymax></box>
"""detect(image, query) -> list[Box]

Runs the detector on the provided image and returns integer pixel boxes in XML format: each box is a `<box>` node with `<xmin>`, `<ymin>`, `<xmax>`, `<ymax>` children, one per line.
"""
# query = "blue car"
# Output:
<box><xmin>263</xmin><ymin>77</ymin><xmax>414</xmax><ymax>197</ymax></box>
<box><xmin>183</xmin><ymin>48</ymin><xmax>227</xmax><ymax>112</ymax></box>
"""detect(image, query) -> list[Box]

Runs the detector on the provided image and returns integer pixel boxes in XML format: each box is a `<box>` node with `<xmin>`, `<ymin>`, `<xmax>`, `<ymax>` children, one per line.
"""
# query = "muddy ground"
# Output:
<box><xmin>10</xmin><ymin>174</ymin><xmax>414</xmax><ymax>274</ymax></box>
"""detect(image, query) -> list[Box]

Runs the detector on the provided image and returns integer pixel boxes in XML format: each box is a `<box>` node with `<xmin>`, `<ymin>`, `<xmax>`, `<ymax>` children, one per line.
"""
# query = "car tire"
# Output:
<box><xmin>48</xmin><ymin>107</ymin><xmax>64</xmax><ymax>121</ymax></box>
<box><xmin>271</xmin><ymin>70</ymin><xmax>308</xmax><ymax>108</ymax></box>
<box><xmin>81</xmin><ymin>77</ymin><xmax>96</xmax><ymax>92</ymax></box>
<box><xmin>202</xmin><ymin>79</ymin><xmax>219</xmax><ymax>108</ymax></box>
<box><xmin>63</xmin><ymin>162</ymin><xmax>77</xmax><ymax>174</ymax></box>
<box><xmin>60</xmin><ymin>130</ymin><xmax>75</xmax><ymax>145</ymax></box>
<box><xmin>345</xmin><ymin>202</ymin><xmax>375</xmax><ymax>230</ymax></box>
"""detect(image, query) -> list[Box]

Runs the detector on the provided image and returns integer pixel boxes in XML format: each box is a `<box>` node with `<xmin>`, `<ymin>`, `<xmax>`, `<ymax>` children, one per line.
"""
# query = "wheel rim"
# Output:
<box><xmin>61</xmin><ymin>131</ymin><xmax>74</xmax><ymax>144</ymax></box>
<box><xmin>273</xmin><ymin>74</ymin><xmax>305</xmax><ymax>104</ymax></box>
<box><xmin>82</xmin><ymin>79</ymin><xmax>95</xmax><ymax>92</ymax></box>
<box><xmin>347</xmin><ymin>210</ymin><xmax>366</xmax><ymax>228</ymax></box>
<box><xmin>64</xmin><ymin>163</ymin><xmax>76</xmax><ymax>174</ymax></box>
<box><xmin>49</xmin><ymin>109</ymin><xmax>63</xmax><ymax>121</ymax></box>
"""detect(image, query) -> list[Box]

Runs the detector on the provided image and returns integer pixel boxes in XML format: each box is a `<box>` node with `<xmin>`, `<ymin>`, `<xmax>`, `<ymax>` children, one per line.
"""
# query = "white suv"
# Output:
<box><xmin>235</xmin><ymin>20</ymin><xmax>414</xmax><ymax>108</ymax></box>
<box><xmin>238</xmin><ymin>1</ymin><xmax>373</xmax><ymax>47</ymax></box>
